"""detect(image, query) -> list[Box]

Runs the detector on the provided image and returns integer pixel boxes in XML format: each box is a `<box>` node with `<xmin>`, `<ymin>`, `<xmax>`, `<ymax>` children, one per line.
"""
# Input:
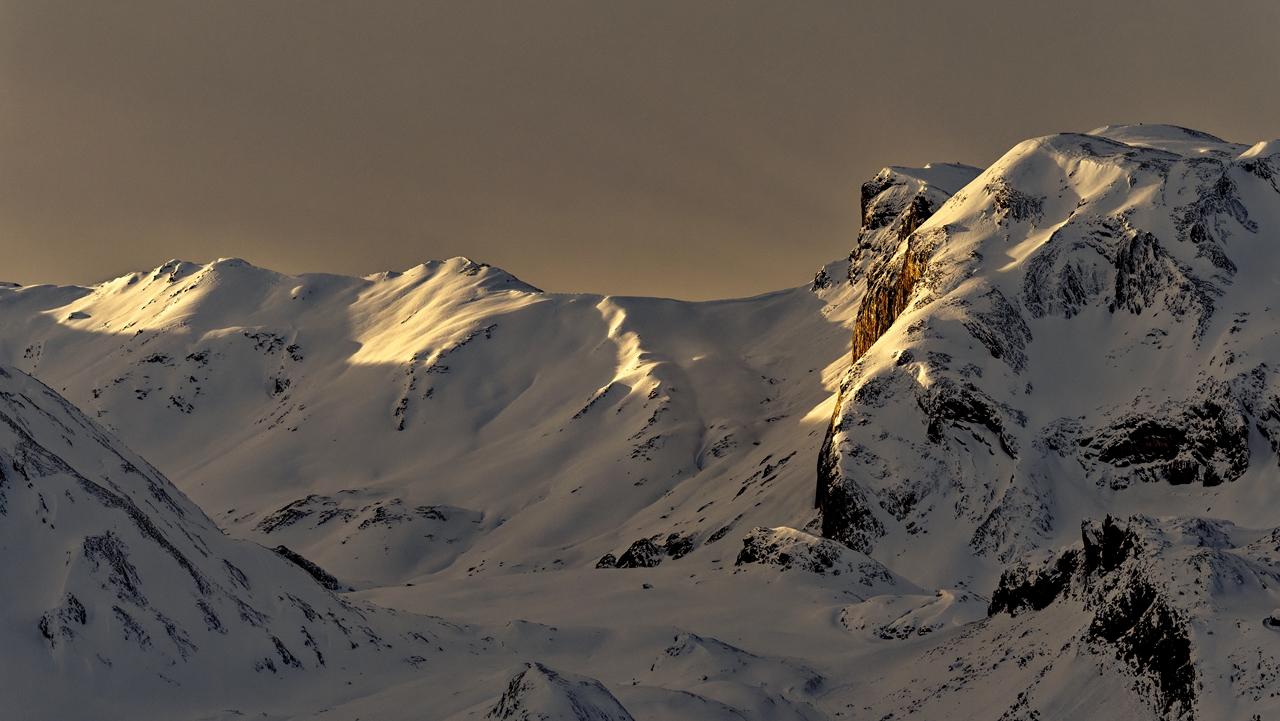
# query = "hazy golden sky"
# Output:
<box><xmin>2</xmin><ymin>1</ymin><xmax>1277</xmax><ymax>299</ymax></box>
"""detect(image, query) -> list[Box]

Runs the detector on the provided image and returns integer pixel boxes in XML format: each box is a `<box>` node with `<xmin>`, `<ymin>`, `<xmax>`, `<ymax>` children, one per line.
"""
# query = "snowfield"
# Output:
<box><xmin>3</xmin><ymin>124</ymin><xmax>1280</xmax><ymax>719</ymax></box>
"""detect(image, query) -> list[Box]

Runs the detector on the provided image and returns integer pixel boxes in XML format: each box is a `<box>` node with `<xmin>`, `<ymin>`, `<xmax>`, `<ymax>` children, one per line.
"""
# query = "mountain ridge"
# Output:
<box><xmin>4</xmin><ymin>123</ymin><xmax>1280</xmax><ymax>719</ymax></box>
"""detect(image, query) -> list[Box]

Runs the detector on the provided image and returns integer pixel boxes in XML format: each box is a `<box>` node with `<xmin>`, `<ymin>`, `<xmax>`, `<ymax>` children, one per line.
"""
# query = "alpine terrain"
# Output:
<box><xmin>2</xmin><ymin>124</ymin><xmax>1280</xmax><ymax>720</ymax></box>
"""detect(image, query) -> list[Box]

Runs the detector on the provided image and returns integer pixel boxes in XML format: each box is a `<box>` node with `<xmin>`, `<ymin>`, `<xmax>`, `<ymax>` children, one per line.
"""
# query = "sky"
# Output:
<box><xmin>2</xmin><ymin>1</ymin><xmax>1278</xmax><ymax>300</ymax></box>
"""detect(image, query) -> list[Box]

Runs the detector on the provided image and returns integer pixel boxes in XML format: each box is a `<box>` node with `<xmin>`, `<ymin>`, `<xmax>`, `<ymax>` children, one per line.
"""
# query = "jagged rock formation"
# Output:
<box><xmin>816</xmin><ymin>164</ymin><xmax>981</xmax><ymax>553</ymax></box>
<box><xmin>979</xmin><ymin>513</ymin><xmax>1280</xmax><ymax>720</ymax></box>
<box><xmin>818</xmin><ymin>126</ymin><xmax>1280</xmax><ymax>590</ymax></box>
<box><xmin>272</xmin><ymin>544</ymin><xmax>347</xmax><ymax>590</ymax></box>
<box><xmin>848</xmin><ymin>164</ymin><xmax>983</xmax><ymax>363</ymax></box>
<box><xmin>1041</xmin><ymin>377</ymin><xmax>1250</xmax><ymax>489</ymax></box>
<box><xmin>597</xmin><ymin>532</ymin><xmax>696</xmax><ymax>569</ymax></box>
<box><xmin>834</xmin><ymin>512</ymin><xmax>1280</xmax><ymax>720</ymax></box>
<box><xmin>989</xmin><ymin>515</ymin><xmax>1197</xmax><ymax>714</ymax></box>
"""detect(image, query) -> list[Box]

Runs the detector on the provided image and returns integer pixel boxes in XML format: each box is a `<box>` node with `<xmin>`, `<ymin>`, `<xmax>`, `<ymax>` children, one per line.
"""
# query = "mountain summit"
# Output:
<box><xmin>3</xmin><ymin>124</ymin><xmax>1280</xmax><ymax>719</ymax></box>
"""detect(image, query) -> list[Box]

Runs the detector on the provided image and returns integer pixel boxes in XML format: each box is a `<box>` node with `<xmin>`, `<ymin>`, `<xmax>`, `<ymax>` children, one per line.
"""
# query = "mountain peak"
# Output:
<box><xmin>383</xmin><ymin>256</ymin><xmax>542</xmax><ymax>293</ymax></box>
<box><xmin>6</xmin><ymin>123</ymin><xmax>1280</xmax><ymax>720</ymax></box>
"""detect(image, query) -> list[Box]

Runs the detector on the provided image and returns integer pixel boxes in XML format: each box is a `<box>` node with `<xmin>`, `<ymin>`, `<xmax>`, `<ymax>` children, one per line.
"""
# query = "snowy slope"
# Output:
<box><xmin>0</xmin><ymin>254</ymin><xmax>886</xmax><ymax>719</ymax></box>
<box><xmin>0</xmin><ymin>255</ymin><xmax>869</xmax><ymax>592</ymax></box>
<box><xmin>0</xmin><ymin>365</ymin><xmax>482</xmax><ymax>719</ymax></box>
<box><xmin>820</xmin><ymin>125</ymin><xmax>1280</xmax><ymax>584</ymax></box>
<box><xmin>816</xmin><ymin>124</ymin><xmax>1280</xmax><ymax>718</ymax></box>
<box><xmin>4</xmin><ymin>124</ymin><xmax>1280</xmax><ymax>719</ymax></box>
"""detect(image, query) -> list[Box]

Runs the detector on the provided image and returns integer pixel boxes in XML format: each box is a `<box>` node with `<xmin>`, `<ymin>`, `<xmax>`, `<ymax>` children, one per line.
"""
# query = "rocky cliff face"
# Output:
<box><xmin>848</xmin><ymin>164</ymin><xmax>984</xmax><ymax>364</ymax></box>
<box><xmin>843</xmin><ymin>512</ymin><xmax>1280</xmax><ymax>721</ymax></box>
<box><xmin>989</xmin><ymin>515</ymin><xmax>1199</xmax><ymax>716</ymax></box>
<box><xmin>816</xmin><ymin>163</ymin><xmax>981</xmax><ymax>551</ymax></box>
<box><xmin>5</xmin><ymin>125</ymin><xmax>1280</xmax><ymax>721</ymax></box>
<box><xmin>817</xmin><ymin>126</ymin><xmax>1280</xmax><ymax>593</ymax></box>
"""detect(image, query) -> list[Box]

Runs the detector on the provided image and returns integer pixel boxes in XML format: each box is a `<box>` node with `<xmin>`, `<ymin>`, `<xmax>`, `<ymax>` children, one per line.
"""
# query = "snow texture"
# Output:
<box><xmin>3</xmin><ymin>124</ymin><xmax>1280</xmax><ymax>719</ymax></box>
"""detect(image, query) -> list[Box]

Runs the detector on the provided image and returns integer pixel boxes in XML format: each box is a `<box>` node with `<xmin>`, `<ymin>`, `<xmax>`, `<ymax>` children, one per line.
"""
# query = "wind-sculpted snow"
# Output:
<box><xmin>630</xmin><ymin>633</ymin><xmax>828</xmax><ymax>720</ymax></box>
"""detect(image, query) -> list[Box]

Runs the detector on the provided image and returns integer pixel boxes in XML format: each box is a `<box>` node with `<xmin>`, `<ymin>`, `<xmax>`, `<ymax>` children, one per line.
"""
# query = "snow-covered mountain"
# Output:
<box><xmin>3</xmin><ymin>124</ymin><xmax>1280</xmax><ymax>719</ymax></box>
<box><xmin>817</xmin><ymin>124</ymin><xmax>1280</xmax><ymax>717</ymax></box>
<box><xmin>0</xmin><ymin>365</ymin><xmax>477</xmax><ymax>719</ymax></box>
<box><xmin>0</xmin><ymin>252</ymin><xmax>877</xmax><ymax>592</ymax></box>
<box><xmin>819</xmin><ymin>125</ymin><xmax>1280</xmax><ymax>583</ymax></box>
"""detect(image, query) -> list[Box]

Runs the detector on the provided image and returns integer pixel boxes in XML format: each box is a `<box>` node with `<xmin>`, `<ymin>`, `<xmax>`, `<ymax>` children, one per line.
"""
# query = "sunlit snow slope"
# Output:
<box><xmin>5</xmin><ymin>124</ymin><xmax>1280</xmax><ymax>720</ymax></box>
<box><xmin>816</xmin><ymin>124</ymin><xmax>1280</xmax><ymax>718</ymax></box>
<box><xmin>820</xmin><ymin>125</ymin><xmax>1280</xmax><ymax>584</ymax></box>
<box><xmin>0</xmin><ymin>255</ymin><xmax>870</xmax><ymax>589</ymax></box>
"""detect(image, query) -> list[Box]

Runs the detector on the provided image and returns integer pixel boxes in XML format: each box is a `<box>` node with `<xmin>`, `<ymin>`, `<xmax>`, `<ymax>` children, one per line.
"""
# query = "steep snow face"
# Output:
<box><xmin>0</xmin><ymin>366</ymin><xmax>462</xmax><ymax>719</ymax></box>
<box><xmin>819</xmin><ymin>125</ymin><xmax>1280</xmax><ymax>592</ymax></box>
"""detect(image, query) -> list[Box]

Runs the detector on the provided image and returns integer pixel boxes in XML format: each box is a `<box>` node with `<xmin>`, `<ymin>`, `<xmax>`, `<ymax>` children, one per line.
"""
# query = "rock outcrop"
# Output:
<box><xmin>734</xmin><ymin>526</ymin><xmax>916</xmax><ymax>597</ymax></box>
<box><xmin>986</xmin><ymin>514</ymin><xmax>1260</xmax><ymax>718</ymax></box>
<box><xmin>817</xmin><ymin>127</ymin><xmax>1280</xmax><ymax>585</ymax></box>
